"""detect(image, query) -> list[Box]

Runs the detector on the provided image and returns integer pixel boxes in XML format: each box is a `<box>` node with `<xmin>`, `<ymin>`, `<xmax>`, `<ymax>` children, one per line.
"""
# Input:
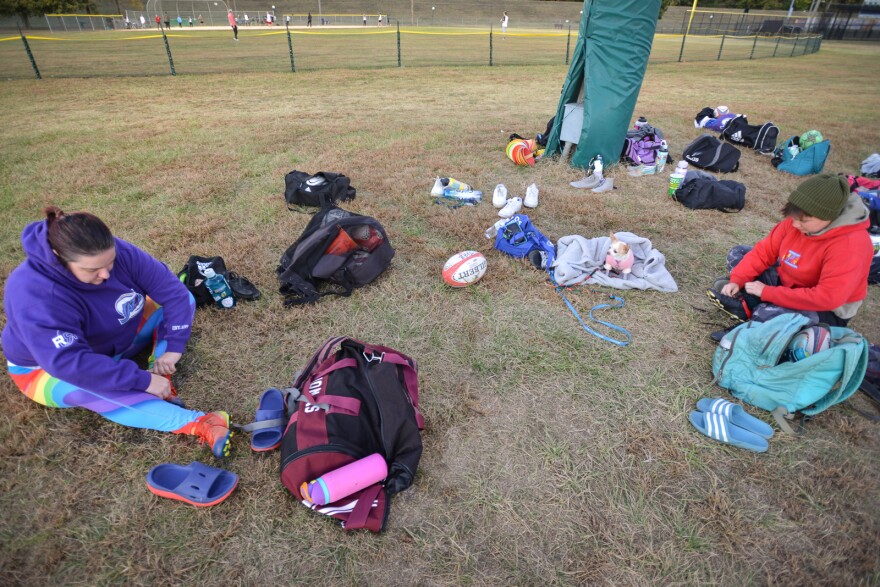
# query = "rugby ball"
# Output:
<box><xmin>442</xmin><ymin>251</ymin><xmax>487</xmax><ymax>287</ymax></box>
<box><xmin>787</xmin><ymin>325</ymin><xmax>832</xmax><ymax>362</ymax></box>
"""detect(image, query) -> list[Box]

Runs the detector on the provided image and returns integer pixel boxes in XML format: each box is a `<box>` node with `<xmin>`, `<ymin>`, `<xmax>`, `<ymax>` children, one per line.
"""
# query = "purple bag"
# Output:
<box><xmin>621</xmin><ymin>124</ymin><xmax>664</xmax><ymax>166</ymax></box>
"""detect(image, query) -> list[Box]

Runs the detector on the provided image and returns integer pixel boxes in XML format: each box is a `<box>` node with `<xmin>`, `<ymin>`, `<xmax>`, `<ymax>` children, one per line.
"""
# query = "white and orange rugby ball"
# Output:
<box><xmin>442</xmin><ymin>250</ymin><xmax>487</xmax><ymax>287</ymax></box>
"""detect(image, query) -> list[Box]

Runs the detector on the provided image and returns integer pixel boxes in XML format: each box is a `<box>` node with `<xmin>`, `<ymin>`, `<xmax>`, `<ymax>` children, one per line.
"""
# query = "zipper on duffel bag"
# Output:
<box><xmin>281</xmin><ymin>443</ymin><xmax>363</xmax><ymax>471</ymax></box>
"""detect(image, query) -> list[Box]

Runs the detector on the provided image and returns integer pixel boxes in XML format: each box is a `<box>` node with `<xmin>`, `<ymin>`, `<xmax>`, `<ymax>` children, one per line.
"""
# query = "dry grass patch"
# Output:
<box><xmin>0</xmin><ymin>43</ymin><xmax>879</xmax><ymax>586</ymax></box>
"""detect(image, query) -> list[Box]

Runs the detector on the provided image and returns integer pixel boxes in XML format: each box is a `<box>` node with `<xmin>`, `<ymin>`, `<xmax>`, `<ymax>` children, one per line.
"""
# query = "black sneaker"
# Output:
<box><xmin>226</xmin><ymin>271</ymin><xmax>261</xmax><ymax>301</ymax></box>
<box><xmin>706</xmin><ymin>288</ymin><xmax>748</xmax><ymax>323</ymax></box>
<box><xmin>710</xmin><ymin>327</ymin><xmax>733</xmax><ymax>343</ymax></box>
<box><xmin>528</xmin><ymin>249</ymin><xmax>548</xmax><ymax>271</ymax></box>
<box><xmin>711</xmin><ymin>276</ymin><xmax>730</xmax><ymax>292</ymax></box>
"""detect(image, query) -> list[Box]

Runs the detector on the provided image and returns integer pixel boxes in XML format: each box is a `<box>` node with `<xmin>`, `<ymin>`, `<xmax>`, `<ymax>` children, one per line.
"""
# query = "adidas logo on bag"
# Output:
<box><xmin>731</xmin><ymin>131</ymin><xmax>743</xmax><ymax>142</ymax></box>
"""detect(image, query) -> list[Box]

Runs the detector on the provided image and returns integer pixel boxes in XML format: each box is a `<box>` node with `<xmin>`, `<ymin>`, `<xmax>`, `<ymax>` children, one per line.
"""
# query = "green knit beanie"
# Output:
<box><xmin>787</xmin><ymin>174</ymin><xmax>849</xmax><ymax>220</ymax></box>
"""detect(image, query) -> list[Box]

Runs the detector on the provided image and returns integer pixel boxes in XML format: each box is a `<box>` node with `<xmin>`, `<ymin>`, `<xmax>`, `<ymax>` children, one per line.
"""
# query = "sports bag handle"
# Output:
<box><xmin>280</xmin><ymin>383</ymin><xmax>361</xmax><ymax>417</ymax></box>
<box><xmin>292</xmin><ymin>336</ymin><xmax>349</xmax><ymax>390</ymax></box>
<box><xmin>293</xmin><ymin>336</ymin><xmax>423</xmax><ymax>426</ymax></box>
<box><xmin>344</xmin><ymin>484</ymin><xmax>383</xmax><ymax>531</ymax></box>
<box><xmin>370</xmin><ymin>350</ymin><xmax>425</xmax><ymax>430</ymax></box>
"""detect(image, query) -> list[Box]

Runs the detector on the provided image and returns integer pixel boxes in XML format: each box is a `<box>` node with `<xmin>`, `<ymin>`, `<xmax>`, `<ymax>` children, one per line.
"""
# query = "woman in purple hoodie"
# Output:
<box><xmin>2</xmin><ymin>206</ymin><xmax>232</xmax><ymax>457</ymax></box>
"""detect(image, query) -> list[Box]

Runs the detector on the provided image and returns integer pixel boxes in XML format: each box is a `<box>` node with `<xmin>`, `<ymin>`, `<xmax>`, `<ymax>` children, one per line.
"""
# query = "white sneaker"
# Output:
<box><xmin>498</xmin><ymin>197</ymin><xmax>522</xmax><ymax>218</ymax></box>
<box><xmin>431</xmin><ymin>177</ymin><xmax>445</xmax><ymax>197</ymax></box>
<box><xmin>591</xmin><ymin>177</ymin><xmax>614</xmax><ymax>193</ymax></box>
<box><xmin>492</xmin><ymin>184</ymin><xmax>508</xmax><ymax>208</ymax></box>
<box><xmin>524</xmin><ymin>183</ymin><xmax>539</xmax><ymax>208</ymax></box>
<box><xmin>570</xmin><ymin>174</ymin><xmax>601</xmax><ymax>189</ymax></box>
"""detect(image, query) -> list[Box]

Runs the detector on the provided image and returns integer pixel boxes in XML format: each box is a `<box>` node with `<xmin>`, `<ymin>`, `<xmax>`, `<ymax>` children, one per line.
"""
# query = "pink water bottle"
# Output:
<box><xmin>306</xmin><ymin>453</ymin><xmax>388</xmax><ymax>505</ymax></box>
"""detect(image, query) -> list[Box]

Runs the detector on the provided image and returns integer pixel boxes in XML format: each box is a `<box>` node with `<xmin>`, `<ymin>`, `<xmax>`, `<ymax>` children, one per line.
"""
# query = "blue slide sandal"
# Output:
<box><xmin>689</xmin><ymin>410</ymin><xmax>769</xmax><ymax>453</ymax></box>
<box><xmin>146</xmin><ymin>462</ymin><xmax>238</xmax><ymax>507</ymax></box>
<box><xmin>248</xmin><ymin>388</ymin><xmax>286</xmax><ymax>452</ymax></box>
<box><xmin>697</xmin><ymin>398</ymin><xmax>775</xmax><ymax>439</ymax></box>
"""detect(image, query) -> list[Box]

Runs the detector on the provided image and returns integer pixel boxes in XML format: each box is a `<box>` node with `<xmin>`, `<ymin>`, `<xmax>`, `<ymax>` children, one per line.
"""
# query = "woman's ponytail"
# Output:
<box><xmin>44</xmin><ymin>206</ymin><xmax>114</xmax><ymax>263</ymax></box>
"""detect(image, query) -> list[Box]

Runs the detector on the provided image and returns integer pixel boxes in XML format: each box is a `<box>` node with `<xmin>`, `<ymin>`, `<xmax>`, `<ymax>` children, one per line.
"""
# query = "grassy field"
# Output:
<box><xmin>0</xmin><ymin>27</ymin><xmax>819</xmax><ymax>79</ymax></box>
<box><xmin>0</xmin><ymin>40</ymin><xmax>879</xmax><ymax>586</ymax></box>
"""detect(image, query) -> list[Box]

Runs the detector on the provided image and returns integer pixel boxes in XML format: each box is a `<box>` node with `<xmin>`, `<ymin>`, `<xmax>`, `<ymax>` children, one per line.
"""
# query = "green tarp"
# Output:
<box><xmin>544</xmin><ymin>0</ymin><xmax>661</xmax><ymax>170</ymax></box>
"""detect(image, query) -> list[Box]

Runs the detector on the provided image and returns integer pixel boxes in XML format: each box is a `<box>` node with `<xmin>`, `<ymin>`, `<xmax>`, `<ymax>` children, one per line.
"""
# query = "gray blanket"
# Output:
<box><xmin>552</xmin><ymin>232</ymin><xmax>678</xmax><ymax>292</ymax></box>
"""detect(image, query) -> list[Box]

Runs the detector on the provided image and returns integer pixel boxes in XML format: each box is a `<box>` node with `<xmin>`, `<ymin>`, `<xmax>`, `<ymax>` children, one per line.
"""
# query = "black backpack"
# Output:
<box><xmin>276</xmin><ymin>206</ymin><xmax>395</xmax><ymax>306</ymax></box>
<box><xmin>177</xmin><ymin>255</ymin><xmax>228</xmax><ymax>307</ymax></box>
<box><xmin>674</xmin><ymin>171</ymin><xmax>745</xmax><ymax>212</ymax></box>
<box><xmin>280</xmin><ymin>336</ymin><xmax>424</xmax><ymax>532</ymax></box>
<box><xmin>682</xmin><ymin>134</ymin><xmax>741</xmax><ymax>173</ymax></box>
<box><xmin>720</xmin><ymin>115</ymin><xmax>779</xmax><ymax>154</ymax></box>
<box><xmin>284</xmin><ymin>170</ymin><xmax>357</xmax><ymax>210</ymax></box>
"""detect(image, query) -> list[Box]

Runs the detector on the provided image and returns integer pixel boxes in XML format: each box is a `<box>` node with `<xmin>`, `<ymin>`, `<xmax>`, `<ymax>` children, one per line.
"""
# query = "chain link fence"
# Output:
<box><xmin>0</xmin><ymin>23</ymin><xmax>822</xmax><ymax>80</ymax></box>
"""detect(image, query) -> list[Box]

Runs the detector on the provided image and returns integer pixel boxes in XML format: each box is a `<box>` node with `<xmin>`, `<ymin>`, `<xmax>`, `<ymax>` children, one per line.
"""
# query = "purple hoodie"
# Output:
<box><xmin>2</xmin><ymin>220</ymin><xmax>194</xmax><ymax>393</ymax></box>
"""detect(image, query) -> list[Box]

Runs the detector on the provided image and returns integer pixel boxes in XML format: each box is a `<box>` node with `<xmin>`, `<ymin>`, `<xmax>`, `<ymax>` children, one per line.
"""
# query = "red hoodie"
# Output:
<box><xmin>730</xmin><ymin>200</ymin><xmax>872</xmax><ymax>314</ymax></box>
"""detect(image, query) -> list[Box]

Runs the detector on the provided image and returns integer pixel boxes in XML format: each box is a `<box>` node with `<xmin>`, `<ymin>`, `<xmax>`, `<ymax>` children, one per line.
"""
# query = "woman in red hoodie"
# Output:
<box><xmin>707</xmin><ymin>174</ymin><xmax>872</xmax><ymax>330</ymax></box>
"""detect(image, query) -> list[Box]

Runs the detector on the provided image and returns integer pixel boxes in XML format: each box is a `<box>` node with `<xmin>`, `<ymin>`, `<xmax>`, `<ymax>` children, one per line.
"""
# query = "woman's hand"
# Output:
<box><xmin>151</xmin><ymin>352</ymin><xmax>182</xmax><ymax>376</ymax></box>
<box><xmin>744</xmin><ymin>281</ymin><xmax>766</xmax><ymax>298</ymax></box>
<box><xmin>146</xmin><ymin>373</ymin><xmax>172</xmax><ymax>400</ymax></box>
<box><xmin>720</xmin><ymin>282</ymin><xmax>741</xmax><ymax>297</ymax></box>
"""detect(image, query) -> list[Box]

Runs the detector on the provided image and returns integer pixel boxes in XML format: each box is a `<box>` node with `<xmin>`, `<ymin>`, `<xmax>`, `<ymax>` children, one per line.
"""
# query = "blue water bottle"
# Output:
<box><xmin>203</xmin><ymin>268</ymin><xmax>236</xmax><ymax>309</ymax></box>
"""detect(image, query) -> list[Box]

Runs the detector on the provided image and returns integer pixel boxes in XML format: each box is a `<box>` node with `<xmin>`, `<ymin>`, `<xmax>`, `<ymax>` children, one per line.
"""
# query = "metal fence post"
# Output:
<box><xmin>717</xmin><ymin>33</ymin><xmax>725</xmax><ymax>60</ymax></box>
<box><xmin>489</xmin><ymin>24</ymin><xmax>493</xmax><ymax>66</ymax></box>
<box><xmin>397</xmin><ymin>21</ymin><xmax>401</xmax><ymax>67</ymax></box>
<box><xmin>18</xmin><ymin>24</ymin><xmax>41</xmax><ymax>80</ymax></box>
<box><xmin>773</xmin><ymin>34</ymin><xmax>781</xmax><ymax>57</ymax></box>
<box><xmin>45</xmin><ymin>15</ymin><xmax>52</xmax><ymax>33</ymax></box>
<box><xmin>286</xmin><ymin>20</ymin><xmax>295</xmax><ymax>72</ymax></box>
<box><xmin>749</xmin><ymin>34</ymin><xmax>758</xmax><ymax>59</ymax></box>
<box><xmin>160</xmin><ymin>25</ymin><xmax>176</xmax><ymax>76</ymax></box>
<box><xmin>801</xmin><ymin>35</ymin><xmax>809</xmax><ymax>56</ymax></box>
<box><xmin>790</xmin><ymin>33</ymin><xmax>799</xmax><ymax>57</ymax></box>
<box><xmin>677</xmin><ymin>30</ymin><xmax>688</xmax><ymax>62</ymax></box>
<box><xmin>565</xmin><ymin>24</ymin><xmax>571</xmax><ymax>65</ymax></box>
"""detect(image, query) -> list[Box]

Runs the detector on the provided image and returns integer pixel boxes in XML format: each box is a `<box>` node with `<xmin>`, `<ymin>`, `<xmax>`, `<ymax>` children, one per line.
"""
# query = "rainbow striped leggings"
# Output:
<box><xmin>7</xmin><ymin>299</ymin><xmax>204</xmax><ymax>434</ymax></box>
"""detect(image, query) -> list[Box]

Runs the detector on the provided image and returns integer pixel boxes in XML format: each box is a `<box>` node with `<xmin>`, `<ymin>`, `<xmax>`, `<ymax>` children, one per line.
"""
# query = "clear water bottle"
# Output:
<box><xmin>484</xmin><ymin>218</ymin><xmax>507</xmax><ymax>239</ymax></box>
<box><xmin>656</xmin><ymin>140</ymin><xmax>669</xmax><ymax>173</ymax></box>
<box><xmin>593</xmin><ymin>153</ymin><xmax>604</xmax><ymax>176</ymax></box>
<box><xmin>203</xmin><ymin>268</ymin><xmax>236</xmax><ymax>309</ymax></box>
<box><xmin>667</xmin><ymin>161</ymin><xmax>688</xmax><ymax>197</ymax></box>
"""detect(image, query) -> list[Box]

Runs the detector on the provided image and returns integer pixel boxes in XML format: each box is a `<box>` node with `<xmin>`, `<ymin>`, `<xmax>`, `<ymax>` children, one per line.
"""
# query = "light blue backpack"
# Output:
<box><xmin>773</xmin><ymin>137</ymin><xmax>830</xmax><ymax>176</ymax></box>
<box><xmin>712</xmin><ymin>313</ymin><xmax>868</xmax><ymax>432</ymax></box>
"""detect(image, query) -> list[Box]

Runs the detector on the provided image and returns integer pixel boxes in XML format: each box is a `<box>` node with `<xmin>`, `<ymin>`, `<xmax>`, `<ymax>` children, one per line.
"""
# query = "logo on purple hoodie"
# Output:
<box><xmin>51</xmin><ymin>331</ymin><xmax>78</xmax><ymax>349</ymax></box>
<box><xmin>115</xmin><ymin>291</ymin><xmax>145</xmax><ymax>325</ymax></box>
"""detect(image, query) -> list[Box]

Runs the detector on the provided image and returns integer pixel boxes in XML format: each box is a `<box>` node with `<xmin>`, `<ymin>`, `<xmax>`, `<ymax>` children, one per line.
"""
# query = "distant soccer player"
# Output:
<box><xmin>501</xmin><ymin>11</ymin><xmax>509</xmax><ymax>34</ymax></box>
<box><xmin>228</xmin><ymin>10</ymin><xmax>238</xmax><ymax>41</ymax></box>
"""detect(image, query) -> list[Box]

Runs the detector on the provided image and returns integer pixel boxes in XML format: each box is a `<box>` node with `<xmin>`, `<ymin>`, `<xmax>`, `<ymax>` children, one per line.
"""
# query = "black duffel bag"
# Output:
<box><xmin>720</xmin><ymin>115</ymin><xmax>779</xmax><ymax>154</ymax></box>
<box><xmin>682</xmin><ymin>134</ymin><xmax>741</xmax><ymax>173</ymax></box>
<box><xmin>284</xmin><ymin>170</ymin><xmax>357</xmax><ymax>210</ymax></box>
<box><xmin>673</xmin><ymin>170</ymin><xmax>745</xmax><ymax>212</ymax></box>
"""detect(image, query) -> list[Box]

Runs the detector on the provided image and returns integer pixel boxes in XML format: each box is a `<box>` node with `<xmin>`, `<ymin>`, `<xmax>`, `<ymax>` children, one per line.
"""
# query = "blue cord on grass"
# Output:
<box><xmin>549</xmin><ymin>269</ymin><xmax>632</xmax><ymax>347</ymax></box>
